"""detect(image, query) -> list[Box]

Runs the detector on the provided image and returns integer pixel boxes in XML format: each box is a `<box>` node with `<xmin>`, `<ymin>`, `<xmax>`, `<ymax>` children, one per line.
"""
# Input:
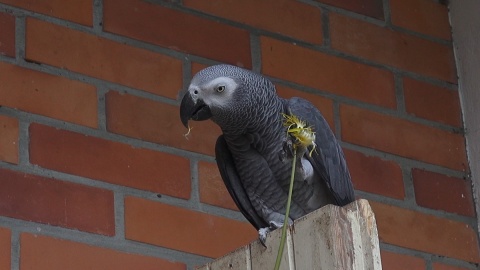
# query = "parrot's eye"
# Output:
<box><xmin>216</xmin><ymin>85</ymin><xmax>225</xmax><ymax>93</ymax></box>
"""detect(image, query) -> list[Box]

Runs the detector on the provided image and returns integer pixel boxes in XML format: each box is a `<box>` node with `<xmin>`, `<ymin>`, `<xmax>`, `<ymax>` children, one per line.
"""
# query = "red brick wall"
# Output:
<box><xmin>0</xmin><ymin>0</ymin><xmax>477</xmax><ymax>269</ymax></box>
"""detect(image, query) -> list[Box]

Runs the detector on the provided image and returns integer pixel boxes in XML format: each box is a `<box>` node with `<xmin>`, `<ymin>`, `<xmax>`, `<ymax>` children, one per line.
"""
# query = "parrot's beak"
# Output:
<box><xmin>180</xmin><ymin>91</ymin><xmax>212</xmax><ymax>128</ymax></box>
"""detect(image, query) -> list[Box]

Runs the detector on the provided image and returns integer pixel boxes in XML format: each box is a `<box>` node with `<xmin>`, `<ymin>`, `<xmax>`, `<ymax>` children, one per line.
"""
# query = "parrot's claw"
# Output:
<box><xmin>258</xmin><ymin>220</ymin><xmax>287</xmax><ymax>247</ymax></box>
<box><xmin>269</xmin><ymin>220</ymin><xmax>283</xmax><ymax>229</ymax></box>
<box><xmin>258</xmin><ymin>227</ymin><xmax>270</xmax><ymax>247</ymax></box>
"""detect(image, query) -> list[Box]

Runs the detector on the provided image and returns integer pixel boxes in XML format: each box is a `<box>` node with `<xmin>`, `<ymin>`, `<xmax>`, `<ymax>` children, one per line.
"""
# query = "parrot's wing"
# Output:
<box><xmin>287</xmin><ymin>97</ymin><xmax>355</xmax><ymax>206</ymax></box>
<box><xmin>215</xmin><ymin>135</ymin><xmax>269</xmax><ymax>230</ymax></box>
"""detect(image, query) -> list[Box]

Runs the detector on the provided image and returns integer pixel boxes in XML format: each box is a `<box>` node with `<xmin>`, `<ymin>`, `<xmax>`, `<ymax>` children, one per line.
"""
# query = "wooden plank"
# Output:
<box><xmin>292</xmin><ymin>204</ymin><xmax>342</xmax><ymax>269</ymax></box>
<box><xmin>293</xmin><ymin>199</ymin><xmax>381</xmax><ymax>270</ymax></box>
<box><xmin>349</xmin><ymin>199</ymin><xmax>382</xmax><ymax>269</ymax></box>
<box><xmin>199</xmin><ymin>245</ymin><xmax>250</xmax><ymax>270</ymax></box>
<box><xmin>250</xmin><ymin>227</ymin><xmax>293</xmax><ymax>270</ymax></box>
<box><xmin>196</xmin><ymin>199</ymin><xmax>382</xmax><ymax>270</ymax></box>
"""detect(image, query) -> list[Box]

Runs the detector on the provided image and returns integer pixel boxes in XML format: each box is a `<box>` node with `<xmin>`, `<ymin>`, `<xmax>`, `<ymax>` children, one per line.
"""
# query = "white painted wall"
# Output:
<box><xmin>450</xmin><ymin>0</ymin><xmax>480</xmax><ymax>233</ymax></box>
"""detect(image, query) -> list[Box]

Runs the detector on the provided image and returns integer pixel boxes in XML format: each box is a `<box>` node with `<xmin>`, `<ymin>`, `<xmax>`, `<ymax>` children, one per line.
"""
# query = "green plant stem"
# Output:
<box><xmin>274</xmin><ymin>147</ymin><xmax>297</xmax><ymax>270</ymax></box>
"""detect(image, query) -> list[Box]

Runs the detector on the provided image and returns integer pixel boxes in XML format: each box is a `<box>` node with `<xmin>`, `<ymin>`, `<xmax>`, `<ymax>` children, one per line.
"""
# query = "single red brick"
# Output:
<box><xmin>0</xmin><ymin>115</ymin><xmax>18</xmax><ymax>164</ymax></box>
<box><xmin>106</xmin><ymin>91</ymin><xmax>222</xmax><ymax>157</ymax></box>
<box><xmin>184</xmin><ymin>0</ymin><xmax>322</xmax><ymax>44</ymax></box>
<box><xmin>371</xmin><ymin>201</ymin><xmax>480</xmax><ymax>263</ymax></box>
<box><xmin>390</xmin><ymin>0</ymin><xmax>451</xmax><ymax>40</ymax></box>
<box><xmin>20</xmin><ymin>233</ymin><xmax>185</xmax><ymax>270</ymax></box>
<box><xmin>198</xmin><ymin>160</ymin><xmax>237</xmax><ymax>211</ymax></box>
<box><xmin>403</xmin><ymin>77</ymin><xmax>462</xmax><ymax>127</ymax></box>
<box><xmin>261</xmin><ymin>37</ymin><xmax>396</xmax><ymax>108</ymax></box>
<box><xmin>103</xmin><ymin>0</ymin><xmax>251</xmax><ymax>68</ymax></box>
<box><xmin>340</xmin><ymin>104</ymin><xmax>467</xmax><ymax>171</ymax></box>
<box><xmin>412</xmin><ymin>169</ymin><xmax>475</xmax><ymax>217</ymax></box>
<box><xmin>0</xmin><ymin>168</ymin><xmax>114</xmax><ymax>235</ymax></box>
<box><xmin>315</xmin><ymin>0</ymin><xmax>384</xmax><ymax>19</ymax></box>
<box><xmin>191</xmin><ymin>62</ymin><xmax>209</xmax><ymax>76</ymax></box>
<box><xmin>380</xmin><ymin>250</ymin><xmax>425</xmax><ymax>270</ymax></box>
<box><xmin>0</xmin><ymin>11</ymin><xmax>15</xmax><ymax>57</ymax></box>
<box><xmin>125</xmin><ymin>196</ymin><xmax>257</xmax><ymax>258</ymax></box>
<box><xmin>433</xmin><ymin>262</ymin><xmax>470</xmax><ymax>270</ymax></box>
<box><xmin>0</xmin><ymin>227</ymin><xmax>11</xmax><ymax>270</ymax></box>
<box><xmin>0</xmin><ymin>62</ymin><xmax>97</xmax><ymax>128</ymax></box>
<box><xmin>0</xmin><ymin>0</ymin><xmax>92</xmax><ymax>26</ymax></box>
<box><xmin>25</xmin><ymin>18</ymin><xmax>182</xmax><ymax>99</ymax></box>
<box><xmin>276</xmin><ymin>85</ymin><xmax>335</xmax><ymax>129</ymax></box>
<box><xmin>29</xmin><ymin>124</ymin><xmax>191</xmax><ymax>199</ymax></box>
<box><xmin>330</xmin><ymin>13</ymin><xmax>456</xmax><ymax>83</ymax></box>
<box><xmin>344</xmin><ymin>149</ymin><xmax>404</xmax><ymax>199</ymax></box>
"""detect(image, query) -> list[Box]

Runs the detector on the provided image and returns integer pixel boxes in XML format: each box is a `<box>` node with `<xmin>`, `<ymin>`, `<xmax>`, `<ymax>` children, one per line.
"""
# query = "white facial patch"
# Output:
<box><xmin>199</xmin><ymin>77</ymin><xmax>238</xmax><ymax>107</ymax></box>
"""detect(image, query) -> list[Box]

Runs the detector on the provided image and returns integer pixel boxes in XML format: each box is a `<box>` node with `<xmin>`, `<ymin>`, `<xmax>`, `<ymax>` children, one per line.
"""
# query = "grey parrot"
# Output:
<box><xmin>180</xmin><ymin>64</ymin><xmax>354</xmax><ymax>243</ymax></box>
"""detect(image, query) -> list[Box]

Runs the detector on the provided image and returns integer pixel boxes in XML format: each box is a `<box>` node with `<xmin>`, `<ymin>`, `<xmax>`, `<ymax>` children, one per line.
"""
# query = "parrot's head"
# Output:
<box><xmin>180</xmin><ymin>64</ymin><xmax>278</xmax><ymax>132</ymax></box>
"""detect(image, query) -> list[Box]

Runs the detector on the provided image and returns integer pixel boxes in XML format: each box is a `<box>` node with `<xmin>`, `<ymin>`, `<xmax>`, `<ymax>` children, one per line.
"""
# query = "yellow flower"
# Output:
<box><xmin>282</xmin><ymin>113</ymin><xmax>316</xmax><ymax>156</ymax></box>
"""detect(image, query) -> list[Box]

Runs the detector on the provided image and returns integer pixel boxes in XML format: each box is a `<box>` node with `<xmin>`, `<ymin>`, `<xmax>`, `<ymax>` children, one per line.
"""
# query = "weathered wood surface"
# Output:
<box><xmin>197</xmin><ymin>199</ymin><xmax>382</xmax><ymax>270</ymax></box>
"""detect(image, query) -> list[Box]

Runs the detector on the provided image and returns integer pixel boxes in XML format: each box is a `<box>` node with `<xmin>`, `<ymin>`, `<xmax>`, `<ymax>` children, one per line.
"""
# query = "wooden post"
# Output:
<box><xmin>197</xmin><ymin>199</ymin><xmax>382</xmax><ymax>270</ymax></box>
